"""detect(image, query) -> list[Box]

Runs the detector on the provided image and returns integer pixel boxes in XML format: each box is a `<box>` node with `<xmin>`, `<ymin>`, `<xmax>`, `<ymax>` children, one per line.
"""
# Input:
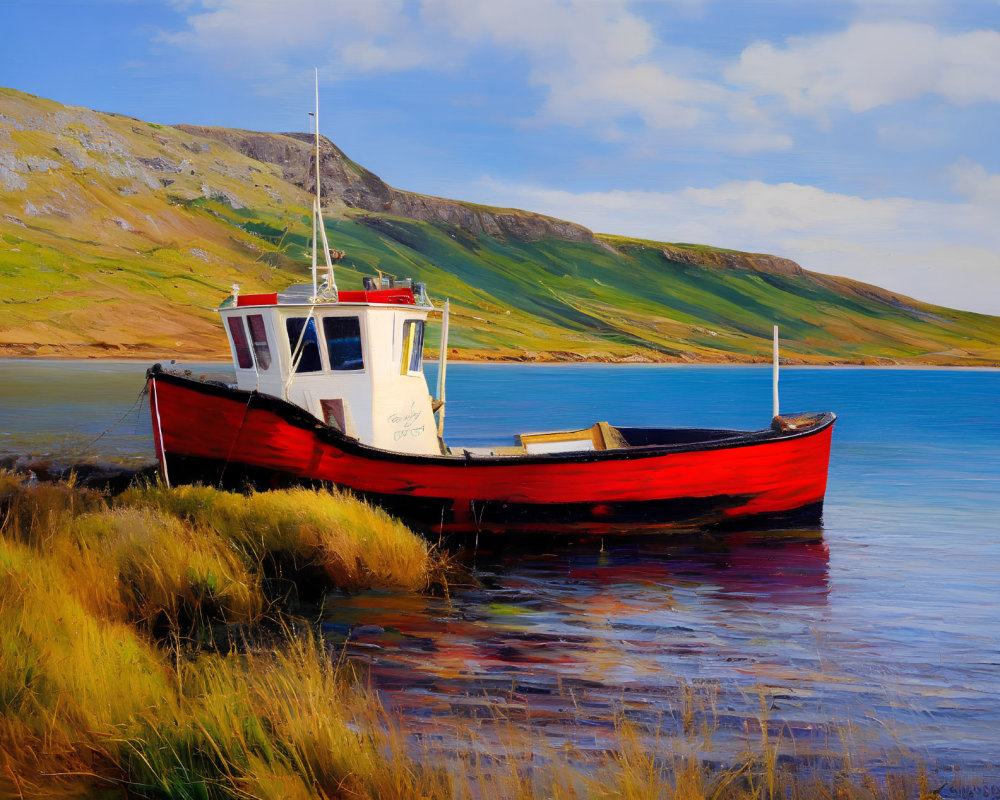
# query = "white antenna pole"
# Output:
<box><xmin>311</xmin><ymin>197</ymin><xmax>318</xmax><ymax>300</ymax></box>
<box><xmin>772</xmin><ymin>324</ymin><xmax>780</xmax><ymax>419</ymax></box>
<box><xmin>437</xmin><ymin>299</ymin><xmax>450</xmax><ymax>437</ymax></box>
<box><xmin>314</xmin><ymin>68</ymin><xmax>320</xmax><ymax>200</ymax></box>
<box><xmin>310</xmin><ymin>68</ymin><xmax>337</xmax><ymax>298</ymax></box>
<box><xmin>311</xmin><ymin>68</ymin><xmax>320</xmax><ymax>301</ymax></box>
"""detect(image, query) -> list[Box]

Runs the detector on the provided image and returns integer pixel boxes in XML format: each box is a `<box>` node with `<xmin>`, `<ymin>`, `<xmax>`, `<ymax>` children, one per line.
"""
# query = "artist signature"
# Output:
<box><xmin>394</xmin><ymin>426</ymin><xmax>425</xmax><ymax>442</ymax></box>
<box><xmin>388</xmin><ymin>403</ymin><xmax>424</xmax><ymax>440</ymax></box>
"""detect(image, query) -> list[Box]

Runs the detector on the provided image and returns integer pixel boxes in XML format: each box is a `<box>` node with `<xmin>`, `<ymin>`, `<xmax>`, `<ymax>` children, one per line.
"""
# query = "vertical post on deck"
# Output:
<box><xmin>772</xmin><ymin>324</ymin><xmax>780</xmax><ymax>420</ymax></box>
<box><xmin>437</xmin><ymin>299</ymin><xmax>450</xmax><ymax>438</ymax></box>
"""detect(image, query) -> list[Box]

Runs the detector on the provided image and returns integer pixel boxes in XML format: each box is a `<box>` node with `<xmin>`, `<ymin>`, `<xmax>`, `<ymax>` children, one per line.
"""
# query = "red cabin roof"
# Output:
<box><xmin>236</xmin><ymin>293</ymin><xmax>278</xmax><ymax>307</ymax></box>
<box><xmin>338</xmin><ymin>288</ymin><xmax>416</xmax><ymax>305</ymax></box>
<box><xmin>236</xmin><ymin>288</ymin><xmax>416</xmax><ymax>307</ymax></box>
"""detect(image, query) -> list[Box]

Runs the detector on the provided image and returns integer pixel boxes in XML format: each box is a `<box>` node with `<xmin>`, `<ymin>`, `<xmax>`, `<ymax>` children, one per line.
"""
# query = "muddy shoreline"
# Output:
<box><xmin>1</xmin><ymin>343</ymin><xmax>997</xmax><ymax>368</ymax></box>
<box><xmin>0</xmin><ymin>454</ymin><xmax>157</xmax><ymax>492</ymax></box>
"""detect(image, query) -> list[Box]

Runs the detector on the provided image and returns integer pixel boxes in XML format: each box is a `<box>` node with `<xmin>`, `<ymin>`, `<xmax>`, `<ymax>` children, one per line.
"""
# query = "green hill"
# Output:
<box><xmin>1</xmin><ymin>87</ymin><xmax>997</xmax><ymax>365</ymax></box>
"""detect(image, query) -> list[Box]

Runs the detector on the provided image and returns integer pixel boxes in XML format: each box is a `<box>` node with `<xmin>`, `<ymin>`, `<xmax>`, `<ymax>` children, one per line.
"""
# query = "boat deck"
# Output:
<box><xmin>452</xmin><ymin>415</ymin><xmax>829</xmax><ymax>459</ymax></box>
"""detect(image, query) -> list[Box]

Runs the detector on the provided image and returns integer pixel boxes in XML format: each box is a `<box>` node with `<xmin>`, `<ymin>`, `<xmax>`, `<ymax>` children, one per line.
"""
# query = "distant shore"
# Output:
<box><xmin>1</xmin><ymin>345</ymin><xmax>997</xmax><ymax>368</ymax></box>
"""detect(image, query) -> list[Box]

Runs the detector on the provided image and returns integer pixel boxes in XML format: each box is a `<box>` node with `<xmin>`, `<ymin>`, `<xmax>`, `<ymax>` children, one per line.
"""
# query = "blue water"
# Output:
<box><xmin>2</xmin><ymin>360</ymin><xmax>999</xmax><ymax>783</ymax></box>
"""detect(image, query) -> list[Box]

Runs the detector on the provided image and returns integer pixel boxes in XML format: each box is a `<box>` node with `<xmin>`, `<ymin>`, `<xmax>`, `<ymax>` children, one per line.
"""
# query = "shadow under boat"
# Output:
<box><xmin>460</xmin><ymin>524</ymin><xmax>831</xmax><ymax>606</ymax></box>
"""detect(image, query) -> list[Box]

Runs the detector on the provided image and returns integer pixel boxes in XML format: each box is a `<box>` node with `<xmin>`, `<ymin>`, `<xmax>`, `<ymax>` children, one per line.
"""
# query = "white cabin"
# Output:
<box><xmin>217</xmin><ymin>279</ymin><xmax>441</xmax><ymax>456</ymax></box>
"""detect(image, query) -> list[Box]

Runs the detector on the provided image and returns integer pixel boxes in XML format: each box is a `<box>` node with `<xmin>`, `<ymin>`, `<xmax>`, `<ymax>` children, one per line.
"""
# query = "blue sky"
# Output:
<box><xmin>3</xmin><ymin>0</ymin><xmax>1000</xmax><ymax>315</ymax></box>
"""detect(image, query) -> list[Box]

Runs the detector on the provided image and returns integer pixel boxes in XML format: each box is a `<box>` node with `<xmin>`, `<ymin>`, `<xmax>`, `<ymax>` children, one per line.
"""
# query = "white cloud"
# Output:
<box><xmin>423</xmin><ymin>0</ymin><xmax>783</xmax><ymax>145</ymax></box>
<box><xmin>950</xmin><ymin>159</ymin><xmax>1000</xmax><ymax>207</ymax></box>
<box><xmin>473</xmin><ymin>168</ymin><xmax>1000</xmax><ymax>316</ymax></box>
<box><xmin>161</xmin><ymin>0</ymin><xmax>431</xmax><ymax>73</ymax></box>
<box><xmin>421</xmin><ymin>0</ymin><xmax>656</xmax><ymax>67</ymax></box>
<box><xmin>162</xmin><ymin>0</ymin><xmax>788</xmax><ymax>152</ymax></box>
<box><xmin>727</xmin><ymin>21</ymin><xmax>1000</xmax><ymax>116</ymax></box>
<box><xmin>159</xmin><ymin>2</ymin><xmax>1000</xmax><ymax>154</ymax></box>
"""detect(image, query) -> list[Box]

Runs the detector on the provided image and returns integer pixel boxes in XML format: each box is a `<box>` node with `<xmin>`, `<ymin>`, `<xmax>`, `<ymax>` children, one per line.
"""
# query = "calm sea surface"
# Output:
<box><xmin>2</xmin><ymin>360</ymin><xmax>999</xmax><ymax>783</ymax></box>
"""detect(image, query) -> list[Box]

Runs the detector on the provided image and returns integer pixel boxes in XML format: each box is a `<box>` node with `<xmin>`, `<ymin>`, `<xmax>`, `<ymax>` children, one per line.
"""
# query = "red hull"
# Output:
<box><xmin>148</xmin><ymin>368</ymin><xmax>835</xmax><ymax>535</ymax></box>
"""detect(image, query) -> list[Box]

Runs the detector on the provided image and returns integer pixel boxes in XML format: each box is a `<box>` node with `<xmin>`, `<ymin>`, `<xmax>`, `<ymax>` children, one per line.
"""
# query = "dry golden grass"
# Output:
<box><xmin>0</xmin><ymin>472</ymin><xmax>452</xmax><ymax>799</ymax></box>
<box><xmin>0</xmin><ymin>535</ymin><xmax>177</xmax><ymax>796</ymax></box>
<box><xmin>1</xmin><ymin>532</ymin><xmax>450</xmax><ymax>798</ymax></box>
<box><xmin>117</xmin><ymin>483</ymin><xmax>436</xmax><ymax>593</ymax></box>
<box><xmin>71</xmin><ymin>506</ymin><xmax>264</xmax><ymax>631</ymax></box>
<box><xmin>0</xmin><ymin>471</ymin><xmax>966</xmax><ymax>800</ymax></box>
<box><xmin>0</xmin><ymin>470</ymin><xmax>106</xmax><ymax>546</ymax></box>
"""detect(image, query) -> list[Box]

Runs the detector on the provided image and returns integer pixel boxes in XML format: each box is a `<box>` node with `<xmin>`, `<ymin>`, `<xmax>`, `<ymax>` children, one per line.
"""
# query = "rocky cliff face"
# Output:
<box><xmin>657</xmin><ymin>243</ymin><xmax>803</xmax><ymax>277</ymax></box>
<box><xmin>175</xmin><ymin>125</ymin><xmax>596</xmax><ymax>243</ymax></box>
<box><xmin>655</xmin><ymin>243</ymin><xmax>917</xmax><ymax>307</ymax></box>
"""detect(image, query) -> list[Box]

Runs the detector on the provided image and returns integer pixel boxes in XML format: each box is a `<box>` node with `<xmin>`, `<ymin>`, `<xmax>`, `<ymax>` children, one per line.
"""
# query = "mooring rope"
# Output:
<box><xmin>75</xmin><ymin>384</ymin><xmax>149</xmax><ymax>457</ymax></box>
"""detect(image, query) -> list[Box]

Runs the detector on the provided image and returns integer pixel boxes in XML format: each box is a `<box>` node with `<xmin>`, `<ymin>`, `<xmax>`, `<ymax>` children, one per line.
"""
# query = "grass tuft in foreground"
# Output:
<box><xmin>0</xmin><ymin>471</ymin><xmax>972</xmax><ymax>799</ymax></box>
<box><xmin>0</xmin><ymin>472</ymin><xmax>451</xmax><ymax>798</ymax></box>
<box><xmin>116</xmin><ymin>482</ymin><xmax>437</xmax><ymax>595</ymax></box>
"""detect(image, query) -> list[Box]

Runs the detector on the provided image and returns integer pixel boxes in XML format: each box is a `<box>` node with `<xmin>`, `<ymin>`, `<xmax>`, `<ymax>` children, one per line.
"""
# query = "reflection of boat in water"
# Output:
<box><xmin>481</xmin><ymin>529</ymin><xmax>831</xmax><ymax>606</ymax></box>
<box><xmin>320</xmin><ymin>532</ymin><xmax>830</xmax><ymax>706</ymax></box>
<box><xmin>146</xmin><ymin>80</ymin><xmax>836</xmax><ymax>536</ymax></box>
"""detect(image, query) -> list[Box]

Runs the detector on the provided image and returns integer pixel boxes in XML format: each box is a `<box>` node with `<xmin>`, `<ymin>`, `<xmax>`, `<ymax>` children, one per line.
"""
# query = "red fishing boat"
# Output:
<box><xmin>146</xmin><ymin>78</ymin><xmax>835</xmax><ymax>535</ymax></box>
<box><xmin>148</xmin><ymin>350</ymin><xmax>833</xmax><ymax>535</ymax></box>
<box><xmin>146</xmin><ymin>270</ymin><xmax>835</xmax><ymax>536</ymax></box>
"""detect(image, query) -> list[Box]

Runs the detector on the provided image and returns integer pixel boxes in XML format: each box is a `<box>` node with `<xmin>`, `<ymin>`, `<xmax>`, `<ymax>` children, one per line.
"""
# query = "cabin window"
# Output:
<box><xmin>286</xmin><ymin>317</ymin><xmax>322</xmax><ymax>373</ymax></box>
<box><xmin>227</xmin><ymin>316</ymin><xmax>253</xmax><ymax>370</ymax></box>
<box><xmin>400</xmin><ymin>319</ymin><xmax>424</xmax><ymax>375</ymax></box>
<box><xmin>246</xmin><ymin>314</ymin><xmax>271</xmax><ymax>370</ymax></box>
<box><xmin>323</xmin><ymin>316</ymin><xmax>364</xmax><ymax>371</ymax></box>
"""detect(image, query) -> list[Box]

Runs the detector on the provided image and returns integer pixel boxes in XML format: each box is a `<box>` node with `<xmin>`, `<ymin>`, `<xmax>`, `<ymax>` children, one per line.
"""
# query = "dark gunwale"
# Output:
<box><xmin>148</xmin><ymin>363</ymin><xmax>836</xmax><ymax>468</ymax></box>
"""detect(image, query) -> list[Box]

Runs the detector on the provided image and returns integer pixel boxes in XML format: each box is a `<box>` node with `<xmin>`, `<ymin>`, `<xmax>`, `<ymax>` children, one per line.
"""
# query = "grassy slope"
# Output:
<box><xmin>322</xmin><ymin>214</ymin><xmax>1000</xmax><ymax>364</ymax></box>
<box><xmin>0</xmin><ymin>88</ymin><xmax>311</xmax><ymax>357</ymax></box>
<box><xmin>1</xmin><ymin>87</ymin><xmax>998</xmax><ymax>364</ymax></box>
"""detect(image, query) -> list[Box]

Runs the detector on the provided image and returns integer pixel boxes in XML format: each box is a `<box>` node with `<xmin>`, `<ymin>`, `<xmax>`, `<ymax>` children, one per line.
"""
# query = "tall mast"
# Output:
<box><xmin>311</xmin><ymin>67</ymin><xmax>337</xmax><ymax>302</ymax></box>
<box><xmin>311</xmin><ymin>69</ymin><xmax>320</xmax><ymax>300</ymax></box>
<box><xmin>314</xmin><ymin>68</ymin><xmax>321</xmax><ymax>212</ymax></box>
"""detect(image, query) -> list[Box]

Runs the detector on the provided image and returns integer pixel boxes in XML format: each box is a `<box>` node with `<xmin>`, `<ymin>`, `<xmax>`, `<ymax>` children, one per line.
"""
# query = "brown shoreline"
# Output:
<box><xmin>1</xmin><ymin>342</ymin><xmax>997</xmax><ymax>368</ymax></box>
